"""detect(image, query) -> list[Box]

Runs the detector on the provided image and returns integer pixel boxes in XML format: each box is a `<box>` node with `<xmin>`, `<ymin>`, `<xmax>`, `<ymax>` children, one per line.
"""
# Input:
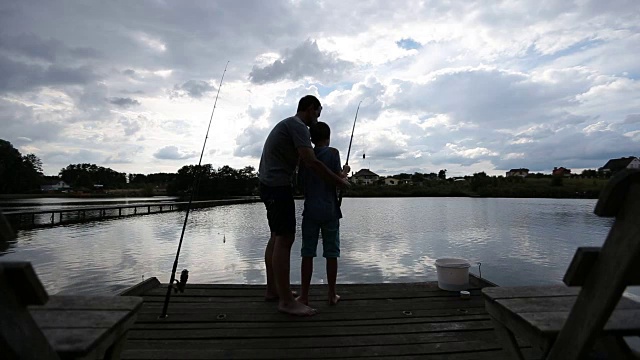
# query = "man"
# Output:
<box><xmin>258</xmin><ymin>95</ymin><xmax>349</xmax><ymax>316</ymax></box>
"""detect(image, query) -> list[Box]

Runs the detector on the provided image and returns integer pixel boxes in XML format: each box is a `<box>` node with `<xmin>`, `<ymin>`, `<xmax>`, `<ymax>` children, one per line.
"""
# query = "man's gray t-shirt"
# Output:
<box><xmin>258</xmin><ymin>116</ymin><xmax>312</xmax><ymax>187</ymax></box>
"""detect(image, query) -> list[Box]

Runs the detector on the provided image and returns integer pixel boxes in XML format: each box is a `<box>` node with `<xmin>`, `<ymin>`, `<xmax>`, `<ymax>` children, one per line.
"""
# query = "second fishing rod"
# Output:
<box><xmin>338</xmin><ymin>100</ymin><xmax>362</xmax><ymax>206</ymax></box>
<box><xmin>160</xmin><ymin>61</ymin><xmax>229</xmax><ymax>319</ymax></box>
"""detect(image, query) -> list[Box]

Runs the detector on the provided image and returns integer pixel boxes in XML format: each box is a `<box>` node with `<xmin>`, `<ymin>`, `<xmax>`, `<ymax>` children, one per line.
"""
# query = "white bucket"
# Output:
<box><xmin>435</xmin><ymin>258</ymin><xmax>470</xmax><ymax>291</ymax></box>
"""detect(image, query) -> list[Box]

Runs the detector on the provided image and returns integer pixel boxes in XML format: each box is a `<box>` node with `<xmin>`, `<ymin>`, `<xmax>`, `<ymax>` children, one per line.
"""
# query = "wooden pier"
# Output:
<box><xmin>3</xmin><ymin>197</ymin><xmax>261</xmax><ymax>229</ymax></box>
<box><xmin>118</xmin><ymin>275</ymin><xmax>540</xmax><ymax>359</ymax></box>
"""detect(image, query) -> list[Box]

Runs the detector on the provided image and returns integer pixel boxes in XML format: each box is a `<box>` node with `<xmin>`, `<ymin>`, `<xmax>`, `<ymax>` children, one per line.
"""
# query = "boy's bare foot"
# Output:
<box><xmin>265</xmin><ymin>290</ymin><xmax>298</xmax><ymax>301</ymax></box>
<box><xmin>296</xmin><ymin>295</ymin><xmax>309</xmax><ymax>306</ymax></box>
<box><xmin>329</xmin><ymin>294</ymin><xmax>340</xmax><ymax>306</ymax></box>
<box><xmin>278</xmin><ymin>301</ymin><xmax>317</xmax><ymax>316</ymax></box>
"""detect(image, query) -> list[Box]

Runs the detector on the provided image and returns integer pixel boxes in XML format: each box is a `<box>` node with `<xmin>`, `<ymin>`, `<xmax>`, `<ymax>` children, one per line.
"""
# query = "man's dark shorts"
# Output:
<box><xmin>259</xmin><ymin>183</ymin><xmax>296</xmax><ymax>236</ymax></box>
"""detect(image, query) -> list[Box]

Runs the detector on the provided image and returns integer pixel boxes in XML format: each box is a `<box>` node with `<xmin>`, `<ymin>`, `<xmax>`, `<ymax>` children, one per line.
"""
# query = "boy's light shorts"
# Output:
<box><xmin>301</xmin><ymin>218</ymin><xmax>340</xmax><ymax>258</ymax></box>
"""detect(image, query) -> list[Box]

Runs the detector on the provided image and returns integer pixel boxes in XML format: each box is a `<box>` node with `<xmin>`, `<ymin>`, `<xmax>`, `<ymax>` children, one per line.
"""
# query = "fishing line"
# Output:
<box><xmin>160</xmin><ymin>61</ymin><xmax>229</xmax><ymax>318</ymax></box>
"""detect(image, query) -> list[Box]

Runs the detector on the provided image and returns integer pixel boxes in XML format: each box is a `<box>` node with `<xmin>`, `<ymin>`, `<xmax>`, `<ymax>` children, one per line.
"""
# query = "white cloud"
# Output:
<box><xmin>0</xmin><ymin>0</ymin><xmax>638</xmax><ymax>177</ymax></box>
<box><xmin>153</xmin><ymin>146</ymin><xmax>198</xmax><ymax>160</ymax></box>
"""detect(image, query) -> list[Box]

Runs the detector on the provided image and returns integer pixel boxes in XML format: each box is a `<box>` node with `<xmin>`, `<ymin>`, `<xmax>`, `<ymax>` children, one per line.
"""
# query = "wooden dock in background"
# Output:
<box><xmin>119</xmin><ymin>275</ymin><xmax>539</xmax><ymax>359</ymax></box>
<box><xmin>3</xmin><ymin>197</ymin><xmax>261</xmax><ymax>229</ymax></box>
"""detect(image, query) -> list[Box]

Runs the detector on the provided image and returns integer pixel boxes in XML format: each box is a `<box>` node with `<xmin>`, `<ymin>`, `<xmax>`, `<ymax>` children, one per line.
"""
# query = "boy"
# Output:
<box><xmin>297</xmin><ymin>122</ymin><xmax>350</xmax><ymax>306</ymax></box>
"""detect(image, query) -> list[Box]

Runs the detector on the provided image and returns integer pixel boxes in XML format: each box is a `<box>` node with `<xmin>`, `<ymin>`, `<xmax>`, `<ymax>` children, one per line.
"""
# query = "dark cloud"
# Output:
<box><xmin>0</xmin><ymin>99</ymin><xmax>65</xmax><ymax>143</ymax></box>
<box><xmin>0</xmin><ymin>54</ymin><xmax>98</xmax><ymax>93</ymax></box>
<box><xmin>249</xmin><ymin>40</ymin><xmax>354</xmax><ymax>84</ymax></box>
<box><xmin>170</xmin><ymin>80</ymin><xmax>216</xmax><ymax>98</ymax></box>
<box><xmin>109</xmin><ymin>97</ymin><xmax>141</xmax><ymax>108</ymax></box>
<box><xmin>623</xmin><ymin>114</ymin><xmax>640</xmax><ymax>124</ymax></box>
<box><xmin>119</xmin><ymin>118</ymin><xmax>142</xmax><ymax>136</ymax></box>
<box><xmin>0</xmin><ymin>32</ymin><xmax>101</xmax><ymax>62</ymax></box>
<box><xmin>153</xmin><ymin>145</ymin><xmax>197</xmax><ymax>160</ymax></box>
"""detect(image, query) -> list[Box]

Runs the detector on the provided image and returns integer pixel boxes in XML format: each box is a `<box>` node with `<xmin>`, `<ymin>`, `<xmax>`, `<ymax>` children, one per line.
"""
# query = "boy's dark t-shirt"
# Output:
<box><xmin>299</xmin><ymin>146</ymin><xmax>343</xmax><ymax>222</ymax></box>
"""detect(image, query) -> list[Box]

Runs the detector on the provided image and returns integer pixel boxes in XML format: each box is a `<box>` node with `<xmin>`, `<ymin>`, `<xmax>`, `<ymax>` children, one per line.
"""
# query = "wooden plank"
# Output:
<box><xmin>490</xmin><ymin>318</ymin><xmax>526</xmax><ymax>360</ymax></box>
<box><xmin>32</xmin><ymin>295</ymin><xmax>143</xmax><ymax>311</ymax></box>
<box><xmin>0</xmin><ymin>210</ymin><xmax>16</xmax><ymax>241</ymax></box>
<box><xmin>143</xmin><ymin>284</ymin><xmax>479</xmax><ymax>296</ymax></box>
<box><xmin>482</xmin><ymin>286</ymin><xmax>579</xmax><ymax>299</ymax></box>
<box><xmin>41</xmin><ymin>310</ymin><xmax>138</xmax><ymax>360</ymax></box>
<box><xmin>563</xmin><ymin>247</ymin><xmax>599</xmax><ymax>286</ymax></box>
<box><xmin>594</xmin><ymin>169</ymin><xmax>640</xmax><ymax>217</ymax></box>
<box><xmin>166</xmin><ymin>281</ymin><xmax>484</xmax><ymax>291</ymax></box>
<box><xmin>123</xmin><ymin>329</ymin><xmax>500</xmax><ymax>350</ymax></box>
<box><xmin>131</xmin><ymin>314</ymin><xmax>490</xmax><ymax>330</ymax></box>
<box><xmin>520</xmin><ymin>309</ymin><xmax>640</xmax><ymax>335</ymax></box>
<box><xmin>135</xmin><ymin>307</ymin><xmax>488</xmax><ymax>323</ymax></box>
<box><xmin>126</xmin><ymin>320</ymin><xmax>495</xmax><ymax>340</ymax></box>
<box><xmin>0</xmin><ymin>265</ymin><xmax>60</xmax><ymax>360</ymax></box>
<box><xmin>2</xmin><ymin>261</ymin><xmax>48</xmax><ymax>305</ymax></box>
<box><xmin>30</xmin><ymin>310</ymin><xmax>133</xmax><ymax>329</ymax></box>
<box><xmin>118</xmin><ymin>277</ymin><xmax>161</xmax><ymax>296</ymax></box>
<box><xmin>496</xmin><ymin>295</ymin><xmax>640</xmax><ymax>313</ymax></box>
<box><xmin>141</xmin><ymin>290</ymin><xmax>480</xmax><ymax>302</ymax></box>
<box><xmin>121</xmin><ymin>339</ymin><xmax>506</xmax><ymax>359</ymax></box>
<box><xmin>548</xmin><ymin>182</ymin><xmax>640</xmax><ymax>360</ymax></box>
<box><xmin>484</xmin><ymin>296</ymin><xmax>552</xmax><ymax>354</ymax></box>
<box><xmin>141</xmin><ymin>297</ymin><xmax>487</xmax><ymax>314</ymax></box>
<box><xmin>564</xmin><ymin>247</ymin><xmax>640</xmax><ymax>286</ymax></box>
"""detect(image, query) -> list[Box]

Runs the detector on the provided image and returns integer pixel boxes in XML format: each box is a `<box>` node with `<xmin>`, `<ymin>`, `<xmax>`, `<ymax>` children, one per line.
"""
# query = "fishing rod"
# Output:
<box><xmin>160</xmin><ymin>61</ymin><xmax>229</xmax><ymax>319</ymax></box>
<box><xmin>338</xmin><ymin>100</ymin><xmax>361</xmax><ymax>206</ymax></box>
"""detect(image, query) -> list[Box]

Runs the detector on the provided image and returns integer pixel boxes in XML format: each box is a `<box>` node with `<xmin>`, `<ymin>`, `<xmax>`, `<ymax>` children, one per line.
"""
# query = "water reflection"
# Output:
<box><xmin>0</xmin><ymin>198</ymin><xmax>615</xmax><ymax>296</ymax></box>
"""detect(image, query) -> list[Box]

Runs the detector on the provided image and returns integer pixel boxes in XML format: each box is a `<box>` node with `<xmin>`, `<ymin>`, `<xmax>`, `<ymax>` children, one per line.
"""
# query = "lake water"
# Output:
<box><xmin>2</xmin><ymin>197</ymin><xmax>636</xmax><ymax>299</ymax></box>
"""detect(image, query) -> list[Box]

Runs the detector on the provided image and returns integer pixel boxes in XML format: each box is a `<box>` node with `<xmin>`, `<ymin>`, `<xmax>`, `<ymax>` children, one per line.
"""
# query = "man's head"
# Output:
<box><xmin>310</xmin><ymin>121</ymin><xmax>330</xmax><ymax>146</ymax></box>
<box><xmin>296</xmin><ymin>95</ymin><xmax>322</xmax><ymax>126</ymax></box>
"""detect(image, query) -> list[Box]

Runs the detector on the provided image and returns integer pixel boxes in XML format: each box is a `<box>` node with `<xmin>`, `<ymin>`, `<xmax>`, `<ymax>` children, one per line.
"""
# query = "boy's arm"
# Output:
<box><xmin>332</xmin><ymin>149</ymin><xmax>350</xmax><ymax>178</ymax></box>
<box><xmin>298</xmin><ymin>147</ymin><xmax>349</xmax><ymax>189</ymax></box>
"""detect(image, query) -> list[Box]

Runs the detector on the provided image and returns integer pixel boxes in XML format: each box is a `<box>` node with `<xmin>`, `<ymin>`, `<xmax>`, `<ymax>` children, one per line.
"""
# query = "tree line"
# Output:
<box><xmin>0</xmin><ymin>138</ymin><xmax>615</xmax><ymax>199</ymax></box>
<box><xmin>0</xmin><ymin>139</ymin><xmax>258</xmax><ymax>198</ymax></box>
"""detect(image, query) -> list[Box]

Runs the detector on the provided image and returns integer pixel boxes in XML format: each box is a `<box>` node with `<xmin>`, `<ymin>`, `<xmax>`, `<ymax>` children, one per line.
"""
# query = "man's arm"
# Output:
<box><xmin>298</xmin><ymin>147</ymin><xmax>349</xmax><ymax>188</ymax></box>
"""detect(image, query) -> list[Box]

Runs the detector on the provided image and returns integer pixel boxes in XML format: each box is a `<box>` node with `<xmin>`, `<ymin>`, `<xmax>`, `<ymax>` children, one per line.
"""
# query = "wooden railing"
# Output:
<box><xmin>3</xmin><ymin>197</ymin><xmax>261</xmax><ymax>229</ymax></box>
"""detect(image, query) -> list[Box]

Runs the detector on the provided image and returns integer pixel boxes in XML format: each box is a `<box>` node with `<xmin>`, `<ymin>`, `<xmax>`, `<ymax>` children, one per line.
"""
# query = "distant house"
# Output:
<box><xmin>552</xmin><ymin>167</ymin><xmax>571</xmax><ymax>177</ymax></box>
<box><xmin>384</xmin><ymin>177</ymin><xmax>399</xmax><ymax>186</ymax></box>
<box><xmin>598</xmin><ymin>156</ymin><xmax>640</xmax><ymax>174</ymax></box>
<box><xmin>352</xmin><ymin>169</ymin><xmax>379</xmax><ymax>185</ymax></box>
<box><xmin>506</xmin><ymin>168</ymin><xmax>529</xmax><ymax>177</ymax></box>
<box><xmin>384</xmin><ymin>177</ymin><xmax>412</xmax><ymax>186</ymax></box>
<box><xmin>40</xmin><ymin>180</ymin><xmax>71</xmax><ymax>192</ymax></box>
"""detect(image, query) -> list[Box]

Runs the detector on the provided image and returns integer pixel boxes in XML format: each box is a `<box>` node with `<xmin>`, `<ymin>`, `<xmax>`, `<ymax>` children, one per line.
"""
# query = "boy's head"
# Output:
<box><xmin>310</xmin><ymin>121</ymin><xmax>330</xmax><ymax>146</ymax></box>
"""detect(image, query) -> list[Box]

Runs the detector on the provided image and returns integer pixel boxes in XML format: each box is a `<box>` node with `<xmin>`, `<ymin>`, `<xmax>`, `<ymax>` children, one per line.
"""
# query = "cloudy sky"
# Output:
<box><xmin>1</xmin><ymin>0</ymin><xmax>639</xmax><ymax>177</ymax></box>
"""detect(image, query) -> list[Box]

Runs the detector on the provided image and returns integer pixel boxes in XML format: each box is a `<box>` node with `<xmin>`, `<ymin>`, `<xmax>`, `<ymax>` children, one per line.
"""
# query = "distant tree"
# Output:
<box><xmin>168</xmin><ymin>164</ymin><xmax>258</xmax><ymax>198</ymax></box>
<box><xmin>470</xmin><ymin>172</ymin><xmax>491</xmax><ymax>191</ymax></box>
<box><xmin>581</xmin><ymin>169</ymin><xmax>598</xmax><ymax>178</ymax></box>
<box><xmin>411</xmin><ymin>172</ymin><xmax>426</xmax><ymax>183</ymax></box>
<box><xmin>0</xmin><ymin>139</ymin><xmax>43</xmax><ymax>193</ymax></box>
<box><xmin>59</xmin><ymin>163</ymin><xmax>126</xmax><ymax>188</ymax></box>
<box><xmin>438</xmin><ymin>169</ymin><xmax>447</xmax><ymax>180</ymax></box>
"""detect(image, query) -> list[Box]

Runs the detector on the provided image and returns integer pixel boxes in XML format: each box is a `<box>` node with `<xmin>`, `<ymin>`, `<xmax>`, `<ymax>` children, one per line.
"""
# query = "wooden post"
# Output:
<box><xmin>547</xmin><ymin>181</ymin><xmax>640</xmax><ymax>359</ymax></box>
<box><xmin>0</xmin><ymin>211</ymin><xmax>15</xmax><ymax>242</ymax></box>
<box><xmin>0</xmin><ymin>264</ymin><xmax>60</xmax><ymax>360</ymax></box>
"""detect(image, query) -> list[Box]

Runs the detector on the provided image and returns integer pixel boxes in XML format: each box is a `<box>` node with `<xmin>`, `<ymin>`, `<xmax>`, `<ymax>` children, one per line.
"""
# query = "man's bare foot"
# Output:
<box><xmin>329</xmin><ymin>294</ymin><xmax>340</xmax><ymax>306</ymax></box>
<box><xmin>296</xmin><ymin>295</ymin><xmax>309</xmax><ymax>306</ymax></box>
<box><xmin>278</xmin><ymin>300</ymin><xmax>317</xmax><ymax>316</ymax></box>
<box><xmin>265</xmin><ymin>290</ymin><xmax>298</xmax><ymax>301</ymax></box>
